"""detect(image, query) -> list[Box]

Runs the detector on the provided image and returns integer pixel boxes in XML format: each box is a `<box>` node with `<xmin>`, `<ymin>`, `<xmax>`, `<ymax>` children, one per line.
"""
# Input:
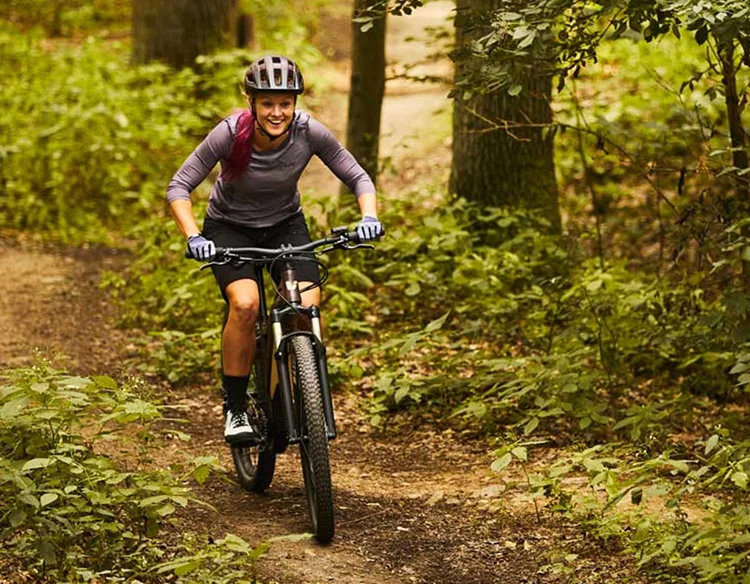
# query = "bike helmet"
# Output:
<box><xmin>244</xmin><ymin>55</ymin><xmax>304</xmax><ymax>95</ymax></box>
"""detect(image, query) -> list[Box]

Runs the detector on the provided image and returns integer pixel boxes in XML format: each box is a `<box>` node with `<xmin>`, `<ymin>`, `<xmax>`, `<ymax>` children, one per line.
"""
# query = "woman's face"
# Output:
<box><xmin>253</xmin><ymin>92</ymin><xmax>296</xmax><ymax>138</ymax></box>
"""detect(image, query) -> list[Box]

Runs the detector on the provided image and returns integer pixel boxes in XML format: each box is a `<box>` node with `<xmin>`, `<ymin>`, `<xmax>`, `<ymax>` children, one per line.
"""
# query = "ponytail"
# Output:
<box><xmin>221</xmin><ymin>109</ymin><xmax>255</xmax><ymax>182</ymax></box>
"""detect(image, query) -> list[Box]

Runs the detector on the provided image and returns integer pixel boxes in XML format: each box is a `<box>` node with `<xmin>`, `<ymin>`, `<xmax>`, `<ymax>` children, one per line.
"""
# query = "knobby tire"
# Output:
<box><xmin>292</xmin><ymin>335</ymin><xmax>334</xmax><ymax>543</ymax></box>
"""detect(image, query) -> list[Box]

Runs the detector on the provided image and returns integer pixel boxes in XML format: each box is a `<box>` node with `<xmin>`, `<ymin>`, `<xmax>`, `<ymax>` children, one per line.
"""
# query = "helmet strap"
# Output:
<box><xmin>255</xmin><ymin>121</ymin><xmax>291</xmax><ymax>142</ymax></box>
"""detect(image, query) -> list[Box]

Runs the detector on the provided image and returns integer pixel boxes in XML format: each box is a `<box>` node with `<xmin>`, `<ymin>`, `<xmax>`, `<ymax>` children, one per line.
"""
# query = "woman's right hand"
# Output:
<box><xmin>187</xmin><ymin>234</ymin><xmax>216</xmax><ymax>261</ymax></box>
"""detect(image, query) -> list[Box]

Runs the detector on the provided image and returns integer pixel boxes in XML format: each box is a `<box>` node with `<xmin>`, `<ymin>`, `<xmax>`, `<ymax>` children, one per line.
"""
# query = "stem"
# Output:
<box><xmin>572</xmin><ymin>85</ymin><xmax>605</xmax><ymax>269</ymax></box>
<box><xmin>520</xmin><ymin>461</ymin><xmax>541</xmax><ymax>524</ymax></box>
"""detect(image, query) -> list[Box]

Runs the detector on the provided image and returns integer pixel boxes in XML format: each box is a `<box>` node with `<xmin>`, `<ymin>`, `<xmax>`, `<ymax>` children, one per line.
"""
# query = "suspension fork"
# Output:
<box><xmin>272</xmin><ymin>306</ymin><xmax>337</xmax><ymax>442</ymax></box>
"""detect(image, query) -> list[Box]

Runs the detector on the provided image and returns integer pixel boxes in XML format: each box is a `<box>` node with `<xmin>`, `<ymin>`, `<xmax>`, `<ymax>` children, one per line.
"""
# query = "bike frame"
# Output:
<box><xmin>255</xmin><ymin>261</ymin><xmax>338</xmax><ymax>444</ymax></box>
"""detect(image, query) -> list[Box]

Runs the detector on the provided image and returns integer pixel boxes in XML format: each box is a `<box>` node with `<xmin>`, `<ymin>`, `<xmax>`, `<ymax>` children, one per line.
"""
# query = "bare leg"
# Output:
<box><xmin>223</xmin><ymin>279</ymin><xmax>260</xmax><ymax>376</ymax></box>
<box><xmin>299</xmin><ymin>281</ymin><xmax>321</xmax><ymax>309</ymax></box>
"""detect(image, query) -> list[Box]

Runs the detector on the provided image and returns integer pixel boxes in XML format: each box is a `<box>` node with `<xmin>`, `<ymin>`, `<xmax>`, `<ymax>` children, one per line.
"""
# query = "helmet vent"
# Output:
<box><xmin>245</xmin><ymin>55</ymin><xmax>304</xmax><ymax>95</ymax></box>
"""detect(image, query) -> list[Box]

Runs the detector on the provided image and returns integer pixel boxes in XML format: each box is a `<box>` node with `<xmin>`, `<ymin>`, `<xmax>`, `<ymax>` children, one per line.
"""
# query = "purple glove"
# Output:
<box><xmin>356</xmin><ymin>216</ymin><xmax>385</xmax><ymax>242</ymax></box>
<box><xmin>187</xmin><ymin>234</ymin><xmax>216</xmax><ymax>261</ymax></box>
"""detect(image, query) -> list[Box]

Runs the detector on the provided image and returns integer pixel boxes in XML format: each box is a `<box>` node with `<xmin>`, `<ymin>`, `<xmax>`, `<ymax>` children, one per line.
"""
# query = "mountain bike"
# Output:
<box><xmin>188</xmin><ymin>227</ymin><xmax>373</xmax><ymax>543</ymax></box>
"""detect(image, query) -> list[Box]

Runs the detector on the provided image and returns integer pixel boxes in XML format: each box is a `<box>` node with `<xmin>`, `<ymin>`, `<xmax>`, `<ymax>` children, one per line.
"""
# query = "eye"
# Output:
<box><xmin>281</xmin><ymin>101</ymin><xmax>293</xmax><ymax>108</ymax></box>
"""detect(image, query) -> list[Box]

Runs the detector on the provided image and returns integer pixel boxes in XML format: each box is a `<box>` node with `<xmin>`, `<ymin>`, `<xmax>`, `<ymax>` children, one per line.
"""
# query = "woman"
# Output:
<box><xmin>166</xmin><ymin>55</ymin><xmax>383</xmax><ymax>443</ymax></box>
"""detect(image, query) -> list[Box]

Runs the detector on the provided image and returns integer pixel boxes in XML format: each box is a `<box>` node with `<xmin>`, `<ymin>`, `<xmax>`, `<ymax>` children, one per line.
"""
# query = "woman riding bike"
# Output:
<box><xmin>166</xmin><ymin>55</ymin><xmax>384</xmax><ymax>444</ymax></box>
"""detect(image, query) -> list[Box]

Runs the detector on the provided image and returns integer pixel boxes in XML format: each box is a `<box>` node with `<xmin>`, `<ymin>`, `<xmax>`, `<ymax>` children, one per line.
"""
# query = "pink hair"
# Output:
<box><xmin>221</xmin><ymin>109</ymin><xmax>255</xmax><ymax>182</ymax></box>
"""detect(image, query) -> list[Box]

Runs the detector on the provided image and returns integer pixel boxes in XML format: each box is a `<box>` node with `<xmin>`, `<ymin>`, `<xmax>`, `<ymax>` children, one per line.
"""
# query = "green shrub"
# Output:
<box><xmin>0</xmin><ymin>363</ymin><xmax>179</xmax><ymax>579</ymax></box>
<box><xmin>0</xmin><ymin>360</ymin><xmax>278</xmax><ymax>582</ymax></box>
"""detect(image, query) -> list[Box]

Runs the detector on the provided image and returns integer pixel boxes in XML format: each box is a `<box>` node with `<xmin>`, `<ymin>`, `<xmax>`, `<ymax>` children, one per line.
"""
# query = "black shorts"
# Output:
<box><xmin>202</xmin><ymin>213</ymin><xmax>321</xmax><ymax>298</ymax></box>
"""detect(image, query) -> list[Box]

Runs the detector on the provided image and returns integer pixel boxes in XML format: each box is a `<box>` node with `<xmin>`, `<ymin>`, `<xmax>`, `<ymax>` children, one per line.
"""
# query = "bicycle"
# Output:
<box><xmin>188</xmin><ymin>226</ymin><xmax>374</xmax><ymax>543</ymax></box>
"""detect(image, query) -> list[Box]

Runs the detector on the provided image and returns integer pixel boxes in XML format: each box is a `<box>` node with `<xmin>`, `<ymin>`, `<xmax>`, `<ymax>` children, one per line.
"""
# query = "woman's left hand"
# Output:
<box><xmin>356</xmin><ymin>216</ymin><xmax>385</xmax><ymax>242</ymax></box>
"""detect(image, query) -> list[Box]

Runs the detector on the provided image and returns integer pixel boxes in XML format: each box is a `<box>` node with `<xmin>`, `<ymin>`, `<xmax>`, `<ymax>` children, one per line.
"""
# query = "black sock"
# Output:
<box><xmin>222</xmin><ymin>374</ymin><xmax>250</xmax><ymax>410</ymax></box>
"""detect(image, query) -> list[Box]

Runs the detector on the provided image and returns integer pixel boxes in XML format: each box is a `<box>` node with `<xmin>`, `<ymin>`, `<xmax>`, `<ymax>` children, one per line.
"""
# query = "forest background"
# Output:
<box><xmin>2</xmin><ymin>0</ymin><xmax>750</xmax><ymax>582</ymax></box>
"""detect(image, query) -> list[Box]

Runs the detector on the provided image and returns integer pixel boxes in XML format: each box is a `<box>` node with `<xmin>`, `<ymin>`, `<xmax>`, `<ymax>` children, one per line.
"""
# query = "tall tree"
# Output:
<box><xmin>132</xmin><ymin>0</ymin><xmax>236</xmax><ymax>68</ymax></box>
<box><xmin>345</xmin><ymin>0</ymin><xmax>387</xmax><ymax>186</ymax></box>
<box><xmin>450</xmin><ymin>0</ymin><xmax>561</xmax><ymax>232</ymax></box>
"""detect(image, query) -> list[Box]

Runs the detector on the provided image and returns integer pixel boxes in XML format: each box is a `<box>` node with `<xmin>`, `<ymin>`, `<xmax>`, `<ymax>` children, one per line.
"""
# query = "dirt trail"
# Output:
<box><xmin>0</xmin><ymin>240</ymin><xmax>644</xmax><ymax>584</ymax></box>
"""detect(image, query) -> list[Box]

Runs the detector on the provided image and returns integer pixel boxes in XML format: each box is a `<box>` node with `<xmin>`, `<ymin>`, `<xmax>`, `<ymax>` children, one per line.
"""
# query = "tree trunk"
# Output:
<box><xmin>132</xmin><ymin>0</ymin><xmax>236</xmax><ymax>69</ymax></box>
<box><xmin>345</xmin><ymin>0</ymin><xmax>387</xmax><ymax>187</ymax></box>
<box><xmin>718</xmin><ymin>40</ymin><xmax>749</xmax><ymax>200</ymax></box>
<box><xmin>50</xmin><ymin>0</ymin><xmax>63</xmax><ymax>37</ymax></box>
<box><xmin>236</xmin><ymin>12</ymin><xmax>256</xmax><ymax>49</ymax></box>
<box><xmin>451</xmin><ymin>0</ymin><xmax>561</xmax><ymax>232</ymax></box>
<box><xmin>718</xmin><ymin>39</ymin><xmax>750</xmax><ymax>290</ymax></box>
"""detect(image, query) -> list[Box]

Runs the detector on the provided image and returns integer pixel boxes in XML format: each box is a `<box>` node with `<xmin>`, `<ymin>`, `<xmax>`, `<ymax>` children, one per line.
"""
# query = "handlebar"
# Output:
<box><xmin>184</xmin><ymin>226</ymin><xmax>372</xmax><ymax>262</ymax></box>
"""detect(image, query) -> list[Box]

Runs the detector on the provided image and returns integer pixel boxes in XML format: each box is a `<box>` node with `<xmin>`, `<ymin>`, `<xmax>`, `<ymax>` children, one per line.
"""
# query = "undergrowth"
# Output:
<box><xmin>0</xmin><ymin>361</ymin><xmax>275</xmax><ymax>582</ymax></box>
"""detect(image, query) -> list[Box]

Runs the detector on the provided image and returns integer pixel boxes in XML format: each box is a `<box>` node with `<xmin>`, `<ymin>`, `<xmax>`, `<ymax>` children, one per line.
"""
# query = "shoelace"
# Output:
<box><xmin>229</xmin><ymin>409</ymin><xmax>250</xmax><ymax>429</ymax></box>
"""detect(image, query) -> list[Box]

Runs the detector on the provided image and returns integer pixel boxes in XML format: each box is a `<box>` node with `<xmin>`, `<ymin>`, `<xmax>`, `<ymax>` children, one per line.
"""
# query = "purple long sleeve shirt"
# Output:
<box><xmin>166</xmin><ymin>111</ymin><xmax>375</xmax><ymax>228</ymax></box>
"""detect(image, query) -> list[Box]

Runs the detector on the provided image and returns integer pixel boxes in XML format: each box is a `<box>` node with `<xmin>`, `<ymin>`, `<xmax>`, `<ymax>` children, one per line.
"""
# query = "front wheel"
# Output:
<box><xmin>291</xmin><ymin>335</ymin><xmax>334</xmax><ymax>543</ymax></box>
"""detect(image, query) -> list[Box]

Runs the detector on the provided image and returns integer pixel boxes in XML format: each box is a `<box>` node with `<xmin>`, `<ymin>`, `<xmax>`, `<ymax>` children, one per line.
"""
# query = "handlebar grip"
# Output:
<box><xmin>347</xmin><ymin>230</ymin><xmax>362</xmax><ymax>245</ymax></box>
<box><xmin>184</xmin><ymin>247</ymin><xmax>225</xmax><ymax>260</ymax></box>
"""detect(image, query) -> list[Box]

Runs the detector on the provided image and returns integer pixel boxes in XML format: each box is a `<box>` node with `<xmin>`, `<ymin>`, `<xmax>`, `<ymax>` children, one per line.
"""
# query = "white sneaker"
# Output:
<box><xmin>224</xmin><ymin>408</ymin><xmax>258</xmax><ymax>444</ymax></box>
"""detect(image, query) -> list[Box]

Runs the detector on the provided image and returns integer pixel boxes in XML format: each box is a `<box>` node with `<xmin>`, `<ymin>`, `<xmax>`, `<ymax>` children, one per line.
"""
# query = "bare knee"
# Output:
<box><xmin>228</xmin><ymin>297</ymin><xmax>259</xmax><ymax>329</ymax></box>
<box><xmin>225</xmin><ymin>280</ymin><xmax>260</xmax><ymax>330</ymax></box>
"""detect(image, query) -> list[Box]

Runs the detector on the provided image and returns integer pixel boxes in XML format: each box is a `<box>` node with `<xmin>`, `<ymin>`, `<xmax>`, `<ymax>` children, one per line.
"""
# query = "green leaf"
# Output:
<box><xmin>0</xmin><ymin>397</ymin><xmax>29</xmax><ymax>418</ymax></box>
<box><xmin>192</xmin><ymin>466</ymin><xmax>210</xmax><ymax>485</ymax></box>
<box><xmin>583</xmin><ymin>458</ymin><xmax>605</xmax><ymax>473</ymax></box>
<box><xmin>511</xmin><ymin>446</ymin><xmax>528</xmax><ymax>461</ymax></box>
<box><xmin>491</xmin><ymin>452</ymin><xmax>513</xmax><ymax>472</ymax></box>
<box><xmin>218</xmin><ymin>533</ymin><xmax>252</xmax><ymax>553</ymax></box>
<box><xmin>705</xmin><ymin>434</ymin><xmax>719</xmax><ymax>455</ymax></box>
<box><xmin>156</xmin><ymin>558</ymin><xmax>202</xmax><ymax>575</ymax></box>
<box><xmin>695</xmin><ymin>25</ymin><xmax>709</xmax><ymax>45</ymax></box>
<box><xmin>40</xmin><ymin>493</ymin><xmax>58</xmax><ymax>507</ymax></box>
<box><xmin>732</xmin><ymin>471</ymin><xmax>748</xmax><ymax>489</ymax></box>
<box><xmin>22</xmin><ymin>458</ymin><xmax>53</xmax><ymax>472</ymax></box>
<box><xmin>517</xmin><ymin>30</ymin><xmax>537</xmax><ymax>49</ymax></box>
<box><xmin>18</xmin><ymin>493</ymin><xmax>40</xmax><ymax>509</ymax></box>
<box><xmin>730</xmin><ymin>362</ymin><xmax>750</xmax><ymax>375</ymax></box>
<box><xmin>58</xmin><ymin>376</ymin><xmax>91</xmax><ymax>388</ymax></box>
<box><xmin>394</xmin><ymin>385</ymin><xmax>411</xmax><ymax>404</ymax></box>
<box><xmin>92</xmin><ymin>375</ymin><xmax>118</xmax><ymax>390</ymax></box>
<box><xmin>39</xmin><ymin>541</ymin><xmax>56</xmax><ymax>565</ymax></box>
<box><xmin>424</xmin><ymin>311</ymin><xmax>450</xmax><ymax>333</ymax></box>
<box><xmin>140</xmin><ymin>495</ymin><xmax>169</xmax><ymax>507</ymax></box>
<box><xmin>508</xmin><ymin>84</ymin><xmax>523</xmax><ymax>96</ymax></box>
<box><xmin>8</xmin><ymin>509</ymin><xmax>26</xmax><ymax>527</ymax></box>
<box><xmin>405</xmin><ymin>282</ymin><xmax>421</xmax><ymax>296</ymax></box>
<box><xmin>523</xmin><ymin>417</ymin><xmax>539</xmax><ymax>435</ymax></box>
<box><xmin>155</xmin><ymin>503</ymin><xmax>175</xmax><ymax>517</ymax></box>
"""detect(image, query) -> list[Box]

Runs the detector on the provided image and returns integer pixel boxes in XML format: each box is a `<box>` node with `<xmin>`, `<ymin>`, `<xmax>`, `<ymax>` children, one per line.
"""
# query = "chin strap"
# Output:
<box><xmin>255</xmin><ymin>120</ymin><xmax>292</xmax><ymax>142</ymax></box>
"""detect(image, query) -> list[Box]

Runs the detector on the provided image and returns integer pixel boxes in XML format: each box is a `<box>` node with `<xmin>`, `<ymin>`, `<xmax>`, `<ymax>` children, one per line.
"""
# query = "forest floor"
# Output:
<box><xmin>0</xmin><ymin>3</ymin><xmax>651</xmax><ymax>583</ymax></box>
<box><xmin>0</xmin><ymin>241</ymin><xmax>646</xmax><ymax>584</ymax></box>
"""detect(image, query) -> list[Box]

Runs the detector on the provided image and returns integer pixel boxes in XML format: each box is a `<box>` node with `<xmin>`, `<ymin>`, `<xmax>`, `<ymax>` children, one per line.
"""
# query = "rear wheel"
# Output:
<box><xmin>231</xmin><ymin>429</ymin><xmax>276</xmax><ymax>493</ymax></box>
<box><xmin>232</xmin><ymin>345</ymin><xmax>276</xmax><ymax>493</ymax></box>
<box><xmin>291</xmin><ymin>335</ymin><xmax>334</xmax><ymax>542</ymax></box>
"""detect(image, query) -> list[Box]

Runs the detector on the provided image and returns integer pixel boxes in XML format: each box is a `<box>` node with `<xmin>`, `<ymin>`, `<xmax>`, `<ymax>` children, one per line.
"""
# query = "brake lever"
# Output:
<box><xmin>343</xmin><ymin>242</ymin><xmax>375</xmax><ymax>251</ymax></box>
<box><xmin>200</xmin><ymin>256</ymin><xmax>233</xmax><ymax>270</ymax></box>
